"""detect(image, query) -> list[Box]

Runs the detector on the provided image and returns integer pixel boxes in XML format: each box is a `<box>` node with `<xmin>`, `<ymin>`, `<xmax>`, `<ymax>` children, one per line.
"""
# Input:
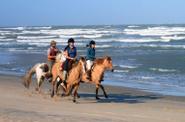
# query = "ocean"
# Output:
<box><xmin>0</xmin><ymin>24</ymin><xmax>185</xmax><ymax>96</ymax></box>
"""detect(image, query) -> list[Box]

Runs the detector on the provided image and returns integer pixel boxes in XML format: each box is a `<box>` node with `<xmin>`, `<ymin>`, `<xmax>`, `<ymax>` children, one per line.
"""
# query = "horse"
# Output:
<box><xmin>66</xmin><ymin>56</ymin><xmax>114</xmax><ymax>102</ymax></box>
<box><xmin>23</xmin><ymin>51</ymin><xmax>66</xmax><ymax>93</ymax></box>
<box><xmin>61</xmin><ymin>57</ymin><xmax>87</xmax><ymax>102</ymax></box>
<box><xmin>50</xmin><ymin>51</ymin><xmax>68</xmax><ymax>97</ymax></box>
<box><xmin>23</xmin><ymin>63</ymin><xmax>49</xmax><ymax>92</ymax></box>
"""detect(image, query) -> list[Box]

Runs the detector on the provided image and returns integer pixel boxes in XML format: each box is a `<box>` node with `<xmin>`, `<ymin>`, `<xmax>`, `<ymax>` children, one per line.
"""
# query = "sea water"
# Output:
<box><xmin>1</xmin><ymin>25</ymin><xmax>185</xmax><ymax>96</ymax></box>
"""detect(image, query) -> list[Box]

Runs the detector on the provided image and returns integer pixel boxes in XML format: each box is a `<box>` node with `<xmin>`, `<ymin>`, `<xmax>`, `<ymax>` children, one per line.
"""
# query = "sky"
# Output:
<box><xmin>0</xmin><ymin>0</ymin><xmax>185</xmax><ymax>26</ymax></box>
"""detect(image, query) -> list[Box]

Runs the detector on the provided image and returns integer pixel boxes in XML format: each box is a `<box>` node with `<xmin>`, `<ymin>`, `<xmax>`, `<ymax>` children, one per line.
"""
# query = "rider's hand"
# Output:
<box><xmin>72</xmin><ymin>58</ymin><xmax>76</xmax><ymax>61</ymax></box>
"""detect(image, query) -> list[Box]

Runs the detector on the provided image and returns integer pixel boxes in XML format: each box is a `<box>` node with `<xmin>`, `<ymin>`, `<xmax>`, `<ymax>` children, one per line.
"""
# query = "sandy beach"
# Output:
<box><xmin>0</xmin><ymin>75</ymin><xmax>184</xmax><ymax>122</ymax></box>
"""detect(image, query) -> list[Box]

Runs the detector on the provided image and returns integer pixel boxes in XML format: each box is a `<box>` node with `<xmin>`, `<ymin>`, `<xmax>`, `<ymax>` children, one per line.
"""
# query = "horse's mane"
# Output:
<box><xmin>95</xmin><ymin>58</ymin><xmax>104</xmax><ymax>65</ymax></box>
<box><xmin>95</xmin><ymin>56</ymin><xmax>111</xmax><ymax>64</ymax></box>
<box><xmin>68</xmin><ymin>61</ymin><xmax>79</xmax><ymax>75</ymax></box>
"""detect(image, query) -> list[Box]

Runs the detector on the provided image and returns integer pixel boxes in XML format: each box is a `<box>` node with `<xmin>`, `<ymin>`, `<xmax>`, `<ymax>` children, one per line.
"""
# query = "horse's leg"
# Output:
<box><xmin>65</xmin><ymin>83</ymin><xmax>72</xmax><ymax>96</ymax></box>
<box><xmin>51</xmin><ymin>76</ymin><xmax>56</xmax><ymax>97</ymax></box>
<box><xmin>95</xmin><ymin>84</ymin><xmax>100</xmax><ymax>100</ymax></box>
<box><xmin>58</xmin><ymin>73</ymin><xmax>66</xmax><ymax>91</ymax></box>
<box><xmin>38</xmin><ymin>76</ymin><xmax>45</xmax><ymax>93</ymax></box>
<box><xmin>100</xmin><ymin>84</ymin><xmax>108</xmax><ymax>98</ymax></box>
<box><xmin>73</xmin><ymin>83</ymin><xmax>80</xmax><ymax>103</ymax></box>
<box><xmin>56</xmin><ymin>77</ymin><xmax>62</xmax><ymax>95</ymax></box>
<box><xmin>35</xmin><ymin>75</ymin><xmax>41</xmax><ymax>92</ymax></box>
<box><xmin>76</xmin><ymin>82</ymin><xmax>81</xmax><ymax>98</ymax></box>
<box><xmin>71</xmin><ymin>83</ymin><xmax>80</xmax><ymax>98</ymax></box>
<box><xmin>70</xmin><ymin>84</ymin><xmax>76</xmax><ymax>96</ymax></box>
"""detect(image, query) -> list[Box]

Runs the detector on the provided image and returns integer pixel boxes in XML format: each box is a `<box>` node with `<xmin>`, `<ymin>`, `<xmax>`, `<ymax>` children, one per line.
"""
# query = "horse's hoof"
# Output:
<box><xmin>35</xmin><ymin>87</ymin><xmax>39</xmax><ymax>91</ymax></box>
<box><xmin>77</xmin><ymin>95</ymin><xmax>80</xmax><ymax>98</ymax></box>
<box><xmin>105</xmin><ymin>95</ymin><xmax>108</xmax><ymax>98</ymax></box>
<box><xmin>73</xmin><ymin>99</ymin><xmax>76</xmax><ymax>103</ymax></box>
<box><xmin>51</xmin><ymin>94</ymin><xmax>54</xmax><ymax>98</ymax></box>
<box><xmin>96</xmin><ymin>97</ymin><xmax>100</xmax><ymax>100</ymax></box>
<box><xmin>61</xmin><ymin>93</ymin><xmax>66</xmax><ymax>97</ymax></box>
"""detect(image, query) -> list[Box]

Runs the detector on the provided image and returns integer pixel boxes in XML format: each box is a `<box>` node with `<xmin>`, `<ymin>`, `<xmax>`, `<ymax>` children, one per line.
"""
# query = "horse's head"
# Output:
<box><xmin>103</xmin><ymin>56</ymin><xmax>114</xmax><ymax>72</ymax></box>
<box><xmin>40</xmin><ymin>63</ymin><xmax>49</xmax><ymax>72</ymax></box>
<box><xmin>79</xmin><ymin>57</ymin><xmax>87</xmax><ymax>73</ymax></box>
<box><xmin>56</xmin><ymin>51</ymin><xmax>67</xmax><ymax>63</ymax></box>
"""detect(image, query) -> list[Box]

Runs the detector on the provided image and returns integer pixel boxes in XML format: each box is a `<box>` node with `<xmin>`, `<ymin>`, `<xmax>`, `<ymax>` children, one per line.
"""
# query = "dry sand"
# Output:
<box><xmin>0</xmin><ymin>75</ymin><xmax>185</xmax><ymax>122</ymax></box>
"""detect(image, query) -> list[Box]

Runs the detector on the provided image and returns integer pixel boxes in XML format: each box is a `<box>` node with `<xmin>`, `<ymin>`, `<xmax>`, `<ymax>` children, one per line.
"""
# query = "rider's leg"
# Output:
<box><xmin>86</xmin><ymin>60</ymin><xmax>93</xmax><ymax>80</ymax></box>
<box><xmin>62</xmin><ymin>60</ymin><xmax>68</xmax><ymax>84</ymax></box>
<box><xmin>46</xmin><ymin>60</ymin><xmax>54</xmax><ymax>82</ymax></box>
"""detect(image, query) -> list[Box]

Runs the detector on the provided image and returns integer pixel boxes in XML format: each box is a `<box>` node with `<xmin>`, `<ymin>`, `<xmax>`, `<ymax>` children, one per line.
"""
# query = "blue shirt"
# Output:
<box><xmin>64</xmin><ymin>46</ymin><xmax>77</xmax><ymax>58</ymax></box>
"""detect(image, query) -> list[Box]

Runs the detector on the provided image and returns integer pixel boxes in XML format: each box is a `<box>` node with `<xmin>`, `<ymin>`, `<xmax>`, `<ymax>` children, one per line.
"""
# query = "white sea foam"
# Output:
<box><xmin>40</xmin><ymin>29</ymin><xmax>118</xmax><ymax>36</ymax></box>
<box><xmin>96</xmin><ymin>45</ymin><xmax>112</xmax><ymax>48</ymax></box>
<box><xmin>1</xmin><ymin>27</ymin><xmax>25</xmax><ymax>30</ymax></box>
<box><xmin>161</xmin><ymin>35</ymin><xmax>185</xmax><ymax>40</ymax></box>
<box><xmin>0</xmin><ymin>36</ymin><xmax>5</xmax><ymax>39</ymax></box>
<box><xmin>0</xmin><ymin>31</ymin><xmax>12</xmax><ymax>35</ymax></box>
<box><xmin>17</xmin><ymin>35</ymin><xmax>58</xmax><ymax>40</ymax></box>
<box><xmin>141</xmin><ymin>76</ymin><xmax>154</xmax><ymax>80</ymax></box>
<box><xmin>114</xmin><ymin>69</ymin><xmax>130</xmax><ymax>73</ymax></box>
<box><xmin>127</xmin><ymin>25</ymin><xmax>140</xmax><ymax>28</ymax></box>
<box><xmin>82</xmin><ymin>34</ymin><xmax>104</xmax><ymax>38</ymax></box>
<box><xmin>150</xmin><ymin>68</ymin><xmax>177</xmax><ymax>72</ymax></box>
<box><xmin>16</xmin><ymin>38</ymin><xmax>66</xmax><ymax>43</ymax></box>
<box><xmin>27</xmin><ymin>26</ymin><xmax>52</xmax><ymax>30</ymax></box>
<box><xmin>22</xmin><ymin>30</ymin><xmax>42</xmax><ymax>34</ymax></box>
<box><xmin>59</xmin><ymin>34</ymin><xmax>105</xmax><ymax>39</ymax></box>
<box><xmin>124</xmin><ymin>26</ymin><xmax>185</xmax><ymax>36</ymax></box>
<box><xmin>116</xmin><ymin>38</ymin><xmax>169</xmax><ymax>43</ymax></box>
<box><xmin>143</xmin><ymin>44</ymin><xmax>185</xmax><ymax>49</ymax></box>
<box><xmin>0</xmin><ymin>38</ymin><xmax>14</xmax><ymax>42</ymax></box>
<box><xmin>119</xmin><ymin>65</ymin><xmax>137</xmax><ymax>69</ymax></box>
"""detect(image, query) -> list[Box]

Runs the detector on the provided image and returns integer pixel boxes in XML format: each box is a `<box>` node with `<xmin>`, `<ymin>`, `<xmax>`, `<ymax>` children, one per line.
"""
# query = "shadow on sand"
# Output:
<box><xmin>76</xmin><ymin>93</ymin><xmax>162</xmax><ymax>104</ymax></box>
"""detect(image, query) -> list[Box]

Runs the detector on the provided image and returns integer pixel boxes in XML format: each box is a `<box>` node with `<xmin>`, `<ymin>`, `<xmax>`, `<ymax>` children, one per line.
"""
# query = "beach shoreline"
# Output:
<box><xmin>0</xmin><ymin>74</ymin><xmax>185</xmax><ymax>122</ymax></box>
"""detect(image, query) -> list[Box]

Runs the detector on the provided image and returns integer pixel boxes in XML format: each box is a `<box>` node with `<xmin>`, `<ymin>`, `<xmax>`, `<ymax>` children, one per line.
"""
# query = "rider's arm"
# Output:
<box><xmin>64</xmin><ymin>50</ymin><xmax>73</xmax><ymax>60</ymax></box>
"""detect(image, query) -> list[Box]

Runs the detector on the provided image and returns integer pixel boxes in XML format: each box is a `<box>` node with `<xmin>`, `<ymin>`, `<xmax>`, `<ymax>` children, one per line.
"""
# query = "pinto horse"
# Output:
<box><xmin>23</xmin><ymin>51</ymin><xmax>66</xmax><ymax>93</ymax></box>
<box><xmin>23</xmin><ymin>63</ymin><xmax>49</xmax><ymax>92</ymax></box>
<box><xmin>66</xmin><ymin>56</ymin><xmax>114</xmax><ymax>102</ymax></box>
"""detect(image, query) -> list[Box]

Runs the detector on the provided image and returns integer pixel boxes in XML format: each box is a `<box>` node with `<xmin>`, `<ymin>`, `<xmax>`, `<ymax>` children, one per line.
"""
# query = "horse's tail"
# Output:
<box><xmin>23</xmin><ymin>64</ymin><xmax>38</xmax><ymax>88</ymax></box>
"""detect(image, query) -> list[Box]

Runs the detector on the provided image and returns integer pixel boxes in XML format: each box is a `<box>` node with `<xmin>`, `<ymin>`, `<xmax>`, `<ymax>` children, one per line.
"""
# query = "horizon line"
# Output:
<box><xmin>0</xmin><ymin>23</ymin><xmax>185</xmax><ymax>28</ymax></box>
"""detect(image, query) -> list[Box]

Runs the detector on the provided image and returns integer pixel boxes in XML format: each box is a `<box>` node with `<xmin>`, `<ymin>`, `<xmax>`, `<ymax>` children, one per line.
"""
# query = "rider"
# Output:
<box><xmin>63</xmin><ymin>38</ymin><xmax>77</xmax><ymax>82</ymax></box>
<box><xmin>47</xmin><ymin>40</ymin><xmax>59</xmax><ymax>73</ymax></box>
<box><xmin>86</xmin><ymin>40</ymin><xmax>96</xmax><ymax>80</ymax></box>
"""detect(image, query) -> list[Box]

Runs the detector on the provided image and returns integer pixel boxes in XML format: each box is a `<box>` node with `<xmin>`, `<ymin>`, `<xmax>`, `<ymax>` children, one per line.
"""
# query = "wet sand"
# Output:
<box><xmin>0</xmin><ymin>75</ymin><xmax>185</xmax><ymax>122</ymax></box>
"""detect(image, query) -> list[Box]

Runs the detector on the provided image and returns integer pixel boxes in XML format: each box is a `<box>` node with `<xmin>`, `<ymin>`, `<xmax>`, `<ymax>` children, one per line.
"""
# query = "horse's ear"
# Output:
<box><xmin>80</xmin><ymin>57</ymin><xmax>85</xmax><ymax>61</ymax></box>
<box><xmin>105</xmin><ymin>56</ymin><xmax>111</xmax><ymax>61</ymax></box>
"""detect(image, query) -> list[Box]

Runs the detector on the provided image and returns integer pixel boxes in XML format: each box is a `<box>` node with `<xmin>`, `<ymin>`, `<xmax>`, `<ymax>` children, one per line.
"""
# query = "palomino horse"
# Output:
<box><xmin>66</xmin><ymin>56</ymin><xmax>114</xmax><ymax>102</ymax></box>
<box><xmin>50</xmin><ymin>51</ymin><xmax>67</xmax><ymax>97</ymax></box>
<box><xmin>23</xmin><ymin>63</ymin><xmax>49</xmax><ymax>92</ymax></box>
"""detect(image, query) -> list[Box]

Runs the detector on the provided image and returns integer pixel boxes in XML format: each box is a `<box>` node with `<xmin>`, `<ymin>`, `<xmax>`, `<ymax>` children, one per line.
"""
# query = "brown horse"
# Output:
<box><xmin>66</xmin><ymin>56</ymin><xmax>114</xmax><ymax>102</ymax></box>
<box><xmin>64</xmin><ymin>57</ymin><xmax>87</xmax><ymax>102</ymax></box>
